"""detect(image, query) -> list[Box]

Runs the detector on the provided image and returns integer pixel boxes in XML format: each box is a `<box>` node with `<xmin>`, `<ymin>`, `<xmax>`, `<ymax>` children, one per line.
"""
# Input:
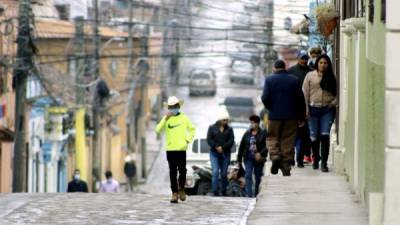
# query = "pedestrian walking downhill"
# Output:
<box><xmin>67</xmin><ymin>169</ymin><xmax>89</xmax><ymax>193</ymax></box>
<box><xmin>156</xmin><ymin>96</ymin><xmax>196</xmax><ymax>203</ymax></box>
<box><xmin>237</xmin><ymin>115</ymin><xmax>268</xmax><ymax>197</ymax></box>
<box><xmin>100</xmin><ymin>171</ymin><xmax>120</xmax><ymax>193</ymax></box>
<box><xmin>288</xmin><ymin>50</ymin><xmax>313</xmax><ymax>167</ymax></box>
<box><xmin>124</xmin><ymin>154</ymin><xmax>137</xmax><ymax>192</ymax></box>
<box><xmin>207</xmin><ymin>107</ymin><xmax>235</xmax><ymax>196</ymax></box>
<box><xmin>302</xmin><ymin>54</ymin><xmax>337</xmax><ymax>172</ymax></box>
<box><xmin>261</xmin><ymin>60</ymin><xmax>306</xmax><ymax>176</ymax></box>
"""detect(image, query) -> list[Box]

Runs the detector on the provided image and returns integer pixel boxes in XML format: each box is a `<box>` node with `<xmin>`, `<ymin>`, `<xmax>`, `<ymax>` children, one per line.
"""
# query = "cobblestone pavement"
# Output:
<box><xmin>0</xmin><ymin>193</ymin><xmax>255</xmax><ymax>225</ymax></box>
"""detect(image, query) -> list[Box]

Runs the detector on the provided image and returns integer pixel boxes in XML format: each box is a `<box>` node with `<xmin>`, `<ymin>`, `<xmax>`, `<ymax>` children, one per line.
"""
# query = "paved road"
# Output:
<box><xmin>0</xmin><ymin>193</ymin><xmax>255</xmax><ymax>225</ymax></box>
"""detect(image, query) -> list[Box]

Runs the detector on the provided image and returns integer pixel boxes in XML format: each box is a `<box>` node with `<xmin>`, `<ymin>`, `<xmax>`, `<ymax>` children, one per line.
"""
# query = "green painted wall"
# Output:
<box><xmin>341</xmin><ymin>0</ymin><xmax>386</xmax><ymax>205</ymax></box>
<box><xmin>344</xmin><ymin>36</ymin><xmax>356</xmax><ymax>187</ymax></box>
<box><xmin>357</xmin><ymin>33</ymin><xmax>367</xmax><ymax>204</ymax></box>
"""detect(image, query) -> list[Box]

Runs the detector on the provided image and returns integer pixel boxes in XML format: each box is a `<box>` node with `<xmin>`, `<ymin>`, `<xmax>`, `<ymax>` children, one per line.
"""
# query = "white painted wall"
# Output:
<box><xmin>384</xmin><ymin>1</ymin><xmax>400</xmax><ymax>224</ymax></box>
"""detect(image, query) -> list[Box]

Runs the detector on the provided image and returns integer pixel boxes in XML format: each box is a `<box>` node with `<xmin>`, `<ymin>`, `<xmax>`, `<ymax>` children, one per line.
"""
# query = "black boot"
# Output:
<box><xmin>320</xmin><ymin>135</ymin><xmax>330</xmax><ymax>172</ymax></box>
<box><xmin>311</xmin><ymin>138</ymin><xmax>321</xmax><ymax>170</ymax></box>
<box><xmin>270</xmin><ymin>155</ymin><xmax>281</xmax><ymax>175</ymax></box>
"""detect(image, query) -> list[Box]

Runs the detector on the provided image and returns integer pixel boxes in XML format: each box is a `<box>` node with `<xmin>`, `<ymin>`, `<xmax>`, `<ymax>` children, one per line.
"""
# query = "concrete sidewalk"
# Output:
<box><xmin>247</xmin><ymin>163</ymin><xmax>368</xmax><ymax>225</ymax></box>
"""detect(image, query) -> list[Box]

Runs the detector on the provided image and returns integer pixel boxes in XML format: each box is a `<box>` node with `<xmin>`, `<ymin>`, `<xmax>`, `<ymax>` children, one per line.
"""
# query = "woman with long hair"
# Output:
<box><xmin>302</xmin><ymin>54</ymin><xmax>337</xmax><ymax>172</ymax></box>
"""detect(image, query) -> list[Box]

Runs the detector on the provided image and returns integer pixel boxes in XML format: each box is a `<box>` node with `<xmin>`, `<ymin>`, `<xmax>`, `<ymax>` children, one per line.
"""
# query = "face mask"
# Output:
<box><xmin>310</xmin><ymin>58</ymin><xmax>316</xmax><ymax>64</ymax></box>
<box><xmin>169</xmin><ymin>109</ymin><xmax>179</xmax><ymax>115</ymax></box>
<box><xmin>74</xmin><ymin>174</ymin><xmax>80</xmax><ymax>180</ymax></box>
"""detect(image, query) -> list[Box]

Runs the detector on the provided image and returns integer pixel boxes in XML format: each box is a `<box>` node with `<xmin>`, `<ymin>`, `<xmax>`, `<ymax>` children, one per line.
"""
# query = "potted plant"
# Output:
<box><xmin>315</xmin><ymin>3</ymin><xmax>338</xmax><ymax>37</ymax></box>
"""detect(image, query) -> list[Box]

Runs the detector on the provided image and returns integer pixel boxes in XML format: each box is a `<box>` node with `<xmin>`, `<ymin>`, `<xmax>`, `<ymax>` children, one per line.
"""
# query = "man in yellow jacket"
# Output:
<box><xmin>156</xmin><ymin>96</ymin><xmax>196</xmax><ymax>203</ymax></box>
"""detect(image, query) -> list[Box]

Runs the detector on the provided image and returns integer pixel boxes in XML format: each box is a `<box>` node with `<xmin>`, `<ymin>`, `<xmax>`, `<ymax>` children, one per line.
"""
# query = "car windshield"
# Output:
<box><xmin>193</xmin><ymin>73</ymin><xmax>210</xmax><ymax>79</ymax></box>
<box><xmin>232</xmin><ymin>61</ymin><xmax>253</xmax><ymax>71</ymax></box>
<box><xmin>224</xmin><ymin>97</ymin><xmax>254</xmax><ymax>107</ymax></box>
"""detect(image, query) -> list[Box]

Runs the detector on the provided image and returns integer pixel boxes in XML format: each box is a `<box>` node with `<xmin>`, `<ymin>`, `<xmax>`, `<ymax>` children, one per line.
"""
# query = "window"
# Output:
<box><xmin>381</xmin><ymin>0</ymin><xmax>386</xmax><ymax>23</ymax></box>
<box><xmin>192</xmin><ymin>139</ymin><xmax>210</xmax><ymax>153</ymax></box>
<box><xmin>109</xmin><ymin>58</ymin><xmax>118</xmax><ymax>77</ymax></box>
<box><xmin>342</xmin><ymin>0</ymin><xmax>365</xmax><ymax>19</ymax></box>
<box><xmin>55</xmin><ymin>4</ymin><xmax>70</xmax><ymax>21</ymax></box>
<box><xmin>368</xmin><ymin>0</ymin><xmax>374</xmax><ymax>23</ymax></box>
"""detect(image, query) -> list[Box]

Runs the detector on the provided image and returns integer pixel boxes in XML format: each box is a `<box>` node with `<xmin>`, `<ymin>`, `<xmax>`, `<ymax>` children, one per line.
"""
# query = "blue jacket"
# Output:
<box><xmin>261</xmin><ymin>70</ymin><xmax>306</xmax><ymax>120</ymax></box>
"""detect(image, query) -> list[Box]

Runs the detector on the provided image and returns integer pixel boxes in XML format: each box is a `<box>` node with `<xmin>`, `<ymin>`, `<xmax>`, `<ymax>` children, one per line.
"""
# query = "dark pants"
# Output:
<box><xmin>244</xmin><ymin>159</ymin><xmax>264</xmax><ymax>197</ymax></box>
<box><xmin>267</xmin><ymin>120</ymin><xmax>298</xmax><ymax>172</ymax></box>
<box><xmin>295</xmin><ymin>122</ymin><xmax>311</xmax><ymax>165</ymax></box>
<box><xmin>166</xmin><ymin>151</ymin><xmax>187</xmax><ymax>193</ymax></box>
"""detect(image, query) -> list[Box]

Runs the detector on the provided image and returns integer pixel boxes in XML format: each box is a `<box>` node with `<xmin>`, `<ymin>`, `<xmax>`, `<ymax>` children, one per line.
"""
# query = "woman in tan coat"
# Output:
<box><xmin>302</xmin><ymin>55</ymin><xmax>337</xmax><ymax>172</ymax></box>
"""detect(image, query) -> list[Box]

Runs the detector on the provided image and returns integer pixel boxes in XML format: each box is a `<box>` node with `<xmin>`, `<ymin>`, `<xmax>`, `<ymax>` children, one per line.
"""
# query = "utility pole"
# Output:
<box><xmin>75</xmin><ymin>17</ymin><xmax>85</xmax><ymax>104</ymax></box>
<box><xmin>138</xmin><ymin>25</ymin><xmax>149</xmax><ymax>179</ymax></box>
<box><xmin>188</xmin><ymin>0</ymin><xmax>192</xmax><ymax>38</ymax></box>
<box><xmin>13</xmin><ymin>0</ymin><xmax>34</xmax><ymax>192</ymax></box>
<box><xmin>127</xmin><ymin>0</ymin><xmax>136</xmax><ymax>154</ymax></box>
<box><xmin>264</xmin><ymin>1</ymin><xmax>274</xmax><ymax>75</ymax></box>
<box><xmin>92</xmin><ymin>0</ymin><xmax>101</xmax><ymax>192</ymax></box>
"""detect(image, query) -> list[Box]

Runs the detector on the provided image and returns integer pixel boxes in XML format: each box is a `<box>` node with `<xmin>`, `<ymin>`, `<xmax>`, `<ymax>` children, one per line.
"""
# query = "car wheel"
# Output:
<box><xmin>196</xmin><ymin>181</ymin><xmax>211</xmax><ymax>195</ymax></box>
<box><xmin>210</xmin><ymin>91</ymin><xmax>216</xmax><ymax>96</ymax></box>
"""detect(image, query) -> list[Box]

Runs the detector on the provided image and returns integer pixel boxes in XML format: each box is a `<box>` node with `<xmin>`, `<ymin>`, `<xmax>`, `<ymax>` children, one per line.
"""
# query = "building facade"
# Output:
<box><xmin>334</xmin><ymin>0</ymin><xmax>400</xmax><ymax>224</ymax></box>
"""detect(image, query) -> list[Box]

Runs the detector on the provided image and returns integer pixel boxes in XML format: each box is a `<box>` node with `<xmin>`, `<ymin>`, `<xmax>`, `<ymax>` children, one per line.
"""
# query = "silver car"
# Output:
<box><xmin>230</xmin><ymin>60</ymin><xmax>255</xmax><ymax>84</ymax></box>
<box><xmin>189</xmin><ymin>69</ymin><xmax>217</xmax><ymax>96</ymax></box>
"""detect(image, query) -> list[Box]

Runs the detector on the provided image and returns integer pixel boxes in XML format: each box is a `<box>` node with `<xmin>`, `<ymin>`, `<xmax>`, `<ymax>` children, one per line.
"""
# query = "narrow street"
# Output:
<box><xmin>0</xmin><ymin>194</ymin><xmax>255</xmax><ymax>224</ymax></box>
<box><xmin>0</xmin><ymin>0</ymin><xmax>397</xmax><ymax>224</ymax></box>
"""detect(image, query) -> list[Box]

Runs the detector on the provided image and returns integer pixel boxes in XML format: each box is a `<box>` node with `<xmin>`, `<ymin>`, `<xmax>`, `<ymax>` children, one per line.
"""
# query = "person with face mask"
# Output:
<box><xmin>100</xmin><ymin>171</ymin><xmax>119</xmax><ymax>193</ymax></box>
<box><xmin>67</xmin><ymin>169</ymin><xmax>89</xmax><ymax>192</ymax></box>
<box><xmin>207</xmin><ymin>106</ymin><xmax>235</xmax><ymax>196</ymax></box>
<box><xmin>156</xmin><ymin>96</ymin><xmax>196</xmax><ymax>203</ymax></box>
<box><xmin>237</xmin><ymin>115</ymin><xmax>267</xmax><ymax>197</ymax></box>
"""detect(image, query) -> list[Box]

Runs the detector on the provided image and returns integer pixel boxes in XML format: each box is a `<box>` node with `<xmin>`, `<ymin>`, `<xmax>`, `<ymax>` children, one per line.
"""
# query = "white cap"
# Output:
<box><xmin>125</xmin><ymin>153</ymin><xmax>136</xmax><ymax>162</ymax></box>
<box><xmin>167</xmin><ymin>96</ymin><xmax>183</xmax><ymax>106</ymax></box>
<box><xmin>216</xmin><ymin>106</ymin><xmax>230</xmax><ymax>121</ymax></box>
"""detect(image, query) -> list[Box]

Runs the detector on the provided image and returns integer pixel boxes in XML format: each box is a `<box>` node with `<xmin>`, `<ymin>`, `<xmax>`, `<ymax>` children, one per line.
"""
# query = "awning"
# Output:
<box><xmin>0</xmin><ymin>127</ymin><xmax>15</xmax><ymax>142</ymax></box>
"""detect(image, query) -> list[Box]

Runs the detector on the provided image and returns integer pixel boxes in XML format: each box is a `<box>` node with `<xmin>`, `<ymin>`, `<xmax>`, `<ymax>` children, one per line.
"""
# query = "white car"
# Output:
<box><xmin>185</xmin><ymin>125</ymin><xmax>246</xmax><ymax>194</ymax></box>
<box><xmin>189</xmin><ymin>69</ymin><xmax>217</xmax><ymax>96</ymax></box>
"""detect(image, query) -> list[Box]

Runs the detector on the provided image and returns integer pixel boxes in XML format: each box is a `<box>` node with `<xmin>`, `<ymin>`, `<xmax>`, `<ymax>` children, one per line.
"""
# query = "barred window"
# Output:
<box><xmin>342</xmin><ymin>0</ymin><xmax>365</xmax><ymax>20</ymax></box>
<box><xmin>381</xmin><ymin>0</ymin><xmax>386</xmax><ymax>23</ymax></box>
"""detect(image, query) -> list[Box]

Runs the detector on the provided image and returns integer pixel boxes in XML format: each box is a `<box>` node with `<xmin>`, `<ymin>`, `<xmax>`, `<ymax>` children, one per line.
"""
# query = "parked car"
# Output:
<box><xmin>189</xmin><ymin>69</ymin><xmax>216</xmax><ymax>96</ymax></box>
<box><xmin>229</xmin><ymin>52</ymin><xmax>260</xmax><ymax>67</ymax></box>
<box><xmin>230</xmin><ymin>60</ymin><xmax>255</xmax><ymax>84</ymax></box>
<box><xmin>231</xmin><ymin>122</ymin><xmax>248</xmax><ymax>144</ymax></box>
<box><xmin>222</xmin><ymin>97</ymin><xmax>255</xmax><ymax>122</ymax></box>
<box><xmin>185</xmin><ymin>128</ymin><xmax>240</xmax><ymax>195</ymax></box>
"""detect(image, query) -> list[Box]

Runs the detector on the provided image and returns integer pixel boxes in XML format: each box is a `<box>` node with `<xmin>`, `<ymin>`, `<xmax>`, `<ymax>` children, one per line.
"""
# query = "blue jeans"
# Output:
<box><xmin>210</xmin><ymin>151</ymin><xmax>231</xmax><ymax>194</ymax></box>
<box><xmin>308</xmin><ymin>106</ymin><xmax>335</xmax><ymax>141</ymax></box>
<box><xmin>244</xmin><ymin>159</ymin><xmax>264</xmax><ymax>197</ymax></box>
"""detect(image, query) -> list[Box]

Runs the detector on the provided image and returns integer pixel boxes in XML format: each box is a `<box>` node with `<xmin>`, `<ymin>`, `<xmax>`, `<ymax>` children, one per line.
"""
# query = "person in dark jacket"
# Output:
<box><xmin>207</xmin><ymin>107</ymin><xmax>235</xmax><ymax>196</ymax></box>
<box><xmin>124</xmin><ymin>154</ymin><xmax>137</xmax><ymax>192</ymax></box>
<box><xmin>67</xmin><ymin>169</ymin><xmax>89</xmax><ymax>193</ymax></box>
<box><xmin>237</xmin><ymin>115</ymin><xmax>267</xmax><ymax>197</ymax></box>
<box><xmin>288</xmin><ymin>51</ymin><xmax>313</xmax><ymax>167</ymax></box>
<box><xmin>261</xmin><ymin>60</ymin><xmax>306</xmax><ymax>176</ymax></box>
